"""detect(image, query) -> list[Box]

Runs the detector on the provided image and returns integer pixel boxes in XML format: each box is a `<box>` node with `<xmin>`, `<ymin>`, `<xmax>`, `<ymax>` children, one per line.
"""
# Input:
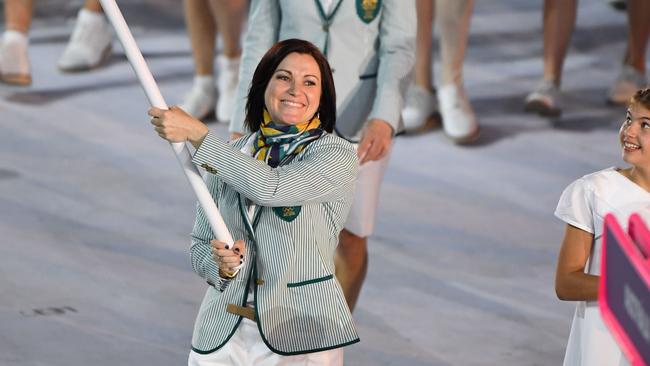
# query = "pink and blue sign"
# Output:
<box><xmin>600</xmin><ymin>213</ymin><xmax>650</xmax><ymax>366</ymax></box>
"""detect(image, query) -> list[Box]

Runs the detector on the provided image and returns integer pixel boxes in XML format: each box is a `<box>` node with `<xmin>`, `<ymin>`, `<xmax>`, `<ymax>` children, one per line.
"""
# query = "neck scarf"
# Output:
<box><xmin>252</xmin><ymin>110</ymin><xmax>325</xmax><ymax>168</ymax></box>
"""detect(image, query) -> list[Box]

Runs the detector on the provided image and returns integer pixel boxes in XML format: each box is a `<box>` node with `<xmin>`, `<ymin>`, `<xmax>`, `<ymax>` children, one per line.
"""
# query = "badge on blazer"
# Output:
<box><xmin>273</xmin><ymin>206</ymin><xmax>301</xmax><ymax>222</ymax></box>
<box><xmin>356</xmin><ymin>0</ymin><xmax>381</xmax><ymax>24</ymax></box>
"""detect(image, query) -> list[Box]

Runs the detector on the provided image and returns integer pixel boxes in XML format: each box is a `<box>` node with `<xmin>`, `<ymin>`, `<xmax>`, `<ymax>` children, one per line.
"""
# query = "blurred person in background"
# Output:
<box><xmin>0</xmin><ymin>0</ymin><xmax>113</xmax><ymax>85</ymax></box>
<box><xmin>525</xmin><ymin>0</ymin><xmax>650</xmax><ymax>118</ymax></box>
<box><xmin>401</xmin><ymin>0</ymin><xmax>479</xmax><ymax>144</ymax></box>
<box><xmin>229</xmin><ymin>0</ymin><xmax>416</xmax><ymax>312</ymax></box>
<box><xmin>178</xmin><ymin>0</ymin><xmax>248</xmax><ymax>123</ymax></box>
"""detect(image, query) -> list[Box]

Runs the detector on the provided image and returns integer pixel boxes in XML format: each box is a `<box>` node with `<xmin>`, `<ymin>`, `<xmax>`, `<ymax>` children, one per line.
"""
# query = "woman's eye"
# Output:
<box><xmin>305</xmin><ymin>80</ymin><xmax>316</xmax><ymax>86</ymax></box>
<box><xmin>642</xmin><ymin>122</ymin><xmax>650</xmax><ymax>129</ymax></box>
<box><xmin>276</xmin><ymin>74</ymin><xmax>290</xmax><ymax>81</ymax></box>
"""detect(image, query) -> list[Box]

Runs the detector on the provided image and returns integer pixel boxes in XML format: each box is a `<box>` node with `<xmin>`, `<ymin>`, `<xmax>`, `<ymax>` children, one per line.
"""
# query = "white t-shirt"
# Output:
<box><xmin>555</xmin><ymin>167</ymin><xmax>650</xmax><ymax>366</ymax></box>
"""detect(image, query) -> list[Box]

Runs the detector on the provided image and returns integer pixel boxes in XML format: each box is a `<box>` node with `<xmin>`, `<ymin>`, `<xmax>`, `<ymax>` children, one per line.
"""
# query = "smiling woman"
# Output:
<box><xmin>148</xmin><ymin>39</ymin><xmax>358</xmax><ymax>366</ymax></box>
<box><xmin>243</xmin><ymin>40</ymin><xmax>337</xmax><ymax>135</ymax></box>
<box><xmin>553</xmin><ymin>89</ymin><xmax>650</xmax><ymax>366</ymax></box>
<box><xmin>262</xmin><ymin>53</ymin><xmax>322</xmax><ymax>126</ymax></box>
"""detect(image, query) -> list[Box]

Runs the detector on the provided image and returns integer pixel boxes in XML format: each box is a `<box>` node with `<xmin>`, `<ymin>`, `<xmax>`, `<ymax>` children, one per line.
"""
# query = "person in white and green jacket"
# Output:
<box><xmin>230</xmin><ymin>0</ymin><xmax>417</xmax><ymax>314</ymax></box>
<box><xmin>150</xmin><ymin>39</ymin><xmax>359</xmax><ymax>365</ymax></box>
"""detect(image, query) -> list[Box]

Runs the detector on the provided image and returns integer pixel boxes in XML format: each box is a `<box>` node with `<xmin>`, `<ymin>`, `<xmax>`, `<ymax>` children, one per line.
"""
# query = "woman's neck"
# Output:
<box><xmin>622</xmin><ymin>165</ymin><xmax>650</xmax><ymax>193</ymax></box>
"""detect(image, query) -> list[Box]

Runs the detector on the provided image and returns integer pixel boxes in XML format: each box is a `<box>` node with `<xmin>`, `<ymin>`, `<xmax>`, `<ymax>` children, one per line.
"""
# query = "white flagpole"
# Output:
<box><xmin>99</xmin><ymin>0</ymin><xmax>234</xmax><ymax>246</ymax></box>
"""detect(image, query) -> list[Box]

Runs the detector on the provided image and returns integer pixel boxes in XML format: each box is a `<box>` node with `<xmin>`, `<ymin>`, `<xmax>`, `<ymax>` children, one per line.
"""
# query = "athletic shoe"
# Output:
<box><xmin>438</xmin><ymin>83</ymin><xmax>480</xmax><ymax>144</ymax></box>
<box><xmin>401</xmin><ymin>84</ymin><xmax>438</xmax><ymax>130</ymax></box>
<box><xmin>525</xmin><ymin>79</ymin><xmax>562</xmax><ymax>117</ymax></box>
<box><xmin>607</xmin><ymin>64</ymin><xmax>647</xmax><ymax>105</ymax></box>
<box><xmin>57</xmin><ymin>9</ymin><xmax>113</xmax><ymax>72</ymax></box>
<box><xmin>0</xmin><ymin>30</ymin><xmax>31</xmax><ymax>86</ymax></box>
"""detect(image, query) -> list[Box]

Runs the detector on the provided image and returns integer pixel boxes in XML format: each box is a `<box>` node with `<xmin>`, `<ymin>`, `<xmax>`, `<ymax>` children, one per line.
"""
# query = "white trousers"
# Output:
<box><xmin>343</xmin><ymin>146</ymin><xmax>391</xmax><ymax>238</ymax></box>
<box><xmin>188</xmin><ymin>319</ymin><xmax>343</xmax><ymax>366</ymax></box>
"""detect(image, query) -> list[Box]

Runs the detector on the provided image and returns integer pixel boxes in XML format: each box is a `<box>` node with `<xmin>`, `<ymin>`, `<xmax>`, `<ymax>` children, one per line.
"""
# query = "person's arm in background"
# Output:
<box><xmin>229</xmin><ymin>0</ymin><xmax>281</xmax><ymax>139</ymax></box>
<box><xmin>357</xmin><ymin>0</ymin><xmax>416</xmax><ymax>164</ymax></box>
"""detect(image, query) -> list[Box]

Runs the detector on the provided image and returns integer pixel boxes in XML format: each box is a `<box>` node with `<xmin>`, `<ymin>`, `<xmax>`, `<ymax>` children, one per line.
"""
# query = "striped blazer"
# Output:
<box><xmin>188</xmin><ymin>131</ymin><xmax>360</xmax><ymax>355</ymax></box>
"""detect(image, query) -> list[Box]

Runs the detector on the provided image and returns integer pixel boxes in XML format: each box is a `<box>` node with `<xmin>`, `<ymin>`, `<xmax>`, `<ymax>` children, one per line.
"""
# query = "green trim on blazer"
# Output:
<box><xmin>287</xmin><ymin>274</ymin><xmax>334</xmax><ymax>288</ymax></box>
<box><xmin>236</xmin><ymin>193</ymin><xmax>360</xmax><ymax>356</ymax></box>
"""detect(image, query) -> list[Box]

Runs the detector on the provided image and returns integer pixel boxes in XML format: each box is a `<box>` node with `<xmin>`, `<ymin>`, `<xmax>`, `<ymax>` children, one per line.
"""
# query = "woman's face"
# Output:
<box><xmin>620</xmin><ymin>101</ymin><xmax>650</xmax><ymax>167</ymax></box>
<box><xmin>264</xmin><ymin>52</ymin><xmax>322</xmax><ymax>126</ymax></box>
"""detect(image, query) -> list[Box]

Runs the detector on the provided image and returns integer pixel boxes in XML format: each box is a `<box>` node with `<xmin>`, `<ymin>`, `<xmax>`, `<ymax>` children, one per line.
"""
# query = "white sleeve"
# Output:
<box><xmin>554</xmin><ymin>177</ymin><xmax>595</xmax><ymax>234</ymax></box>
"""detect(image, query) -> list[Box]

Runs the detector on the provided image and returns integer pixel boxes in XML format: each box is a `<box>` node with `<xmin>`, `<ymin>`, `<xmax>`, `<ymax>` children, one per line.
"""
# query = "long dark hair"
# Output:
<box><xmin>244</xmin><ymin>39</ymin><xmax>336</xmax><ymax>133</ymax></box>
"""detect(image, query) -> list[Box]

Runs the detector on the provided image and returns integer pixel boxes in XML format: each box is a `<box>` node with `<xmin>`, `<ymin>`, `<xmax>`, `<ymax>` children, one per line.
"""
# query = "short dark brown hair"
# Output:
<box><xmin>631</xmin><ymin>88</ymin><xmax>650</xmax><ymax>110</ymax></box>
<box><xmin>244</xmin><ymin>39</ymin><xmax>336</xmax><ymax>133</ymax></box>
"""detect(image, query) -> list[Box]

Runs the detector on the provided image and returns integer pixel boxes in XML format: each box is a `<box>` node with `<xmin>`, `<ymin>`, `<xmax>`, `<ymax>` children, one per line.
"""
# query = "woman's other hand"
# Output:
<box><xmin>211</xmin><ymin>239</ymin><xmax>246</xmax><ymax>277</ymax></box>
<box><xmin>148</xmin><ymin>106</ymin><xmax>210</xmax><ymax>149</ymax></box>
<box><xmin>357</xmin><ymin>118</ymin><xmax>393</xmax><ymax>165</ymax></box>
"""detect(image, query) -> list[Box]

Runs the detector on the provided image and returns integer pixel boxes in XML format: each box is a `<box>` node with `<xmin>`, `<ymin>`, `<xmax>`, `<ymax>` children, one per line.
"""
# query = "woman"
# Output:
<box><xmin>149</xmin><ymin>39</ymin><xmax>359</xmax><ymax>365</ymax></box>
<box><xmin>553</xmin><ymin>89</ymin><xmax>650</xmax><ymax>365</ymax></box>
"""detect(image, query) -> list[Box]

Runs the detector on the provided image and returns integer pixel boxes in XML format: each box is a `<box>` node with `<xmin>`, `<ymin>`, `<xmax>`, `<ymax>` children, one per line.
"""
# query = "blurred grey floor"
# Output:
<box><xmin>0</xmin><ymin>0</ymin><xmax>631</xmax><ymax>365</ymax></box>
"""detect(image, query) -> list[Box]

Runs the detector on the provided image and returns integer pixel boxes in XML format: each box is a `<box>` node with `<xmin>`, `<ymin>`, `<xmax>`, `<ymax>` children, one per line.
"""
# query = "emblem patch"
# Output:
<box><xmin>273</xmin><ymin>206</ymin><xmax>301</xmax><ymax>222</ymax></box>
<box><xmin>356</xmin><ymin>0</ymin><xmax>381</xmax><ymax>24</ymax></box>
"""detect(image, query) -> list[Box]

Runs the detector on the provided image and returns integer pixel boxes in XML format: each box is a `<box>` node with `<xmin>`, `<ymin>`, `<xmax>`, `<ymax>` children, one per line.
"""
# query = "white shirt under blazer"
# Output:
<box><xmin>188</xmin><ymin>132</ymin><xmax>360</xmax><ymax>356</ymax></box>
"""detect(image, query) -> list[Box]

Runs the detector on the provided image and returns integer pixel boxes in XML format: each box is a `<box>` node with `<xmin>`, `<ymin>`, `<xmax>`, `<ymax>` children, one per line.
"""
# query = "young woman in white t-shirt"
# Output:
<box><xmin>554</xmin><ymin>88</ymin><xmax>650</xmax><ymax>366</ymax></box>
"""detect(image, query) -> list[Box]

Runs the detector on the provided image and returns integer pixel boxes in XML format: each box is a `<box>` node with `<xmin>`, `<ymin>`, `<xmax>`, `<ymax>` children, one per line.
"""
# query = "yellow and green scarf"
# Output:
<box><xmin>252</xmin><ymin>110</ymin><xmax>324</xmax><ymax>168</ymax></box>
<box><xmin>248</xmin><ymin>110</ymin><xmax>324</xmax><ymax>222</ymax></box>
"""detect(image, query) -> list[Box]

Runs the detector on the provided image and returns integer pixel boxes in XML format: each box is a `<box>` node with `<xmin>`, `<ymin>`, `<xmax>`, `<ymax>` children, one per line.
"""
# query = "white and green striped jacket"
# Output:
<box><xmin>188</xmin><ymin>131</ymin><xmax>360</xmax><ymax>355</ymax></box>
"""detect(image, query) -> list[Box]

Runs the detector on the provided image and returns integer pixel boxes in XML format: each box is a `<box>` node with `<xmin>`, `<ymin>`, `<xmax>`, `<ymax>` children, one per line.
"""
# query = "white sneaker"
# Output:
<box><xmin>607</xmin><ymin>64</ymin><xmax>647</xmax><ymax>105</ymax></box>
<box><xmin>180</xmin><ymin>75</ymin><xmax>217</xmax><ymax>120</ymax></box>
<box><xmin>0</xmin><ymin>30</ymin><xmax>31</xmax><ymax>86</ymax></box>
<box><xmin>216</xmin><ymin>55</ymin><xmax>240</xmax><ymax>123</ymax></box>
<box><xmin>401</xmin><ymin>84</ymin><xmax>438</xmax><ymax>130</ymax></box>
<box><xmin>525</xmin><ymin>79</ymin><xmax>562</xmax><ymax>117</ymax></box>
<box><xmin>438</xmin><ymin>84</ymin><xmax>479</xmax><ymax>144</ymax></box>
<box><xmin>57</xmin><ymin>9</ymin><xmax>113</xmax><ymax>72</ymax></box>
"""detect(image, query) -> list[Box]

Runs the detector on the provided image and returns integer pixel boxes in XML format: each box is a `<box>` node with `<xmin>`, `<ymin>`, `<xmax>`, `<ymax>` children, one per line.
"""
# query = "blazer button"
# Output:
<box><xmin>256</xmin><ymin>279</ymin><xmax>265</xmax><ymax>285</ymax></box>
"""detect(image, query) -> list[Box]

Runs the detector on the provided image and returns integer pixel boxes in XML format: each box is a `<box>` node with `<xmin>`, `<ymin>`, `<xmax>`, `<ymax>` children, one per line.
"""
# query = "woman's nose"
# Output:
<box><xmin>288</xmin><ymin>80</ymin><xmax>301</xmax><ymax>95</ymax></box>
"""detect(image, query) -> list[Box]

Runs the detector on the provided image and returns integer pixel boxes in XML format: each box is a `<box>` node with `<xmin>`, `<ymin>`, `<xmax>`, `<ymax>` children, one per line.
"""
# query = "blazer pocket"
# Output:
<box><xmin>287</xmin><ymin>274</ymin><xmax>333</xmax><ymax>288</ymax></box>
